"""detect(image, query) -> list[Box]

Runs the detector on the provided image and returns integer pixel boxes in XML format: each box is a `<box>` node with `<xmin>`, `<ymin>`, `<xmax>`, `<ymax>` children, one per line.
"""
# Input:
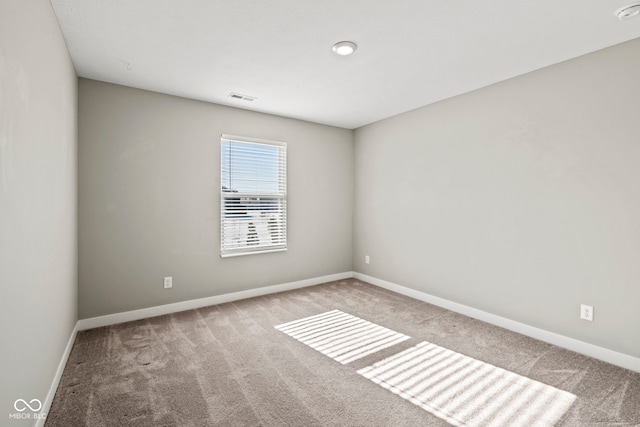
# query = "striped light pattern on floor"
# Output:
<box><xmin>357</xmin><ymin>341</ymin><xmax>576</xmax><ymax>427</ymax></box>
<box><xmin>275</xmin><ymin>310</ymin><xmax>410</xmax><ymax>364</ymax></box>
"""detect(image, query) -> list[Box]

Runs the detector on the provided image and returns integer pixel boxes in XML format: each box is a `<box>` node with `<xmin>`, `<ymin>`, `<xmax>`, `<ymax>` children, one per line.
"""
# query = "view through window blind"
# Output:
<box><xmin>221</xmin><ymin>135</ymin><xmax>287</xmax><ymax>257</ymax></box>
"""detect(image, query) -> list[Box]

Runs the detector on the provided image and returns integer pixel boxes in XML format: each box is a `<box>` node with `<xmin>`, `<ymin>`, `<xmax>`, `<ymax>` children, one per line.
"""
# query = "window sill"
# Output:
<box><xmin>220</xmin><ymin>248</ymin><xmax>288</xmax><ymax>258</ymax></box>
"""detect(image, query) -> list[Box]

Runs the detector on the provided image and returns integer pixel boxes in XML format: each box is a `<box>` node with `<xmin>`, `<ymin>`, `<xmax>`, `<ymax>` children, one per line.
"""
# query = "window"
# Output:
<box><xmin>220</xmin><ymin>134</ymin><xmax>287</xmax><ymax>257</ymax></box>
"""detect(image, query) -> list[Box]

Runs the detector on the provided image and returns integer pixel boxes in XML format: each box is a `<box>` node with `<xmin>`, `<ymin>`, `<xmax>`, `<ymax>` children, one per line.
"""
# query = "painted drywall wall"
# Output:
<box><xmin>354</xmin><ymin>38</ymin><xmax>640</xmax><ymax>358</ymax></box>
<box><xmin>0</xmin><ymin>0</ymin><xmax>78</xmax><ymax>424</ymax></box>
<box><xmin>78</xmin><ymin>79</ymin><xmax>353</xmax><ymax>319</ymax></box>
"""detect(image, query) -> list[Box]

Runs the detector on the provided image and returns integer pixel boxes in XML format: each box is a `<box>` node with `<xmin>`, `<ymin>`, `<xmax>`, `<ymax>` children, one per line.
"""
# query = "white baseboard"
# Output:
<box><xmin>73</xmin><ymin>270</ymin><xmax>639</xmax><ymax>373</ymax></box>
<box><xmin>354</xmin><ymin>272</ymin><xmax>640</xmax><ymax>373</ymax></box>
<box><xmin>77</xmin><ymin>272</ymin><xmax>353</xmax><ymax>331</ymax></box>
<box><xmin>36</xmin><ymin>322</ymin><xmax>78</xmax><ymax>427</ymax></box>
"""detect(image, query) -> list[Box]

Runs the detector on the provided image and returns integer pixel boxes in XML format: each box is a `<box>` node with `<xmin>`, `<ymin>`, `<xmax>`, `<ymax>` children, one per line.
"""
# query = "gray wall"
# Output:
<box><xmin>0</xmin><ymin>0</ymin><xmax>78</xmax><ymax>423</ymax></box>
<box><xmin>78</xmin><ymin>79</ymin><xmax>353</xmax><ymax>319</ymax></box>
<box><xmin>354</xmin><ymin>39</ymin><xmax>640</xmax><ymax>358</ymax></box>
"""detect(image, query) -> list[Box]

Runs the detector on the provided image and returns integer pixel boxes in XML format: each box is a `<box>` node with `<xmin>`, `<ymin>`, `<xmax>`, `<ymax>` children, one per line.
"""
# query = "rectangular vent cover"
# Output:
<box><xmin>229</xmin><ymin>92</ymin><xmax>256</xmax><ymax>102</ymax></box>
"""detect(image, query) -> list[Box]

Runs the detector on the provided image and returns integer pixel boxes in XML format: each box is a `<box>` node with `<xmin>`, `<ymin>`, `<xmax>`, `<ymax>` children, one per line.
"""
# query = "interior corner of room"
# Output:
<box><xmin>2</xmin><ymin>0</ymin><xmax>640</xmax><ymax>425</ymax></box>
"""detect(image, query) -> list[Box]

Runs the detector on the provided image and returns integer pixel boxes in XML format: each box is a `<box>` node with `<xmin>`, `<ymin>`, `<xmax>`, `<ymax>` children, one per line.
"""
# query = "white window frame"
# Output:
<box><xmin>220</xmin><ymin>134</ymin><xmax>287</xmax><ymax>257</ymax></box>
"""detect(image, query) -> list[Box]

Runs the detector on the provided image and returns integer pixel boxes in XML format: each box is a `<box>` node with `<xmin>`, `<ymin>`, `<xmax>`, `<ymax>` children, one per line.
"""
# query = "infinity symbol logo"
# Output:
<box><xmin>14</xmin><ymin>399</ymin><xmax>42</xmax><ymax>412</ymax></box>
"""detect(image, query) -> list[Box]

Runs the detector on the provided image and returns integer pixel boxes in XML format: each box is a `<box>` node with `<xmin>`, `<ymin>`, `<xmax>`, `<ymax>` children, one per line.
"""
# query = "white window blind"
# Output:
<box><xmin>221</xmin><ymin>134</ymin><xmax>287</xmax><ymax>257</ymax></box>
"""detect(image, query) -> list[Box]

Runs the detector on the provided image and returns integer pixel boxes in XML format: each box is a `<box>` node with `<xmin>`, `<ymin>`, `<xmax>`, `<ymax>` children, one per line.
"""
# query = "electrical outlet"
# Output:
<box><xmin>580</xmin><ymin>304</ymin><xmax>593</xmax><ymax>321</ymax></box>
<box><xmin>164</xmin><ymin>277</ymin><xmax>172</xmax><ymax>289</ymax></box>
<box><xmin>365</xmin><ymin>255</ymin><xmax>370</xmax><ymax>265</ymax></box>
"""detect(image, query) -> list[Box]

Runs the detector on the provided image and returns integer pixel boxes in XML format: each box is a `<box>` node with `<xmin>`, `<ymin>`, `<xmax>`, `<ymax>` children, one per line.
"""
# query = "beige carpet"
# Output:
<box><xmin>358</xmin><ymin>341</ymin><xmax>575</xmax><ymax>426</ymax></box>
<box><xmin>275</xmin><ymin>310</ymin><xmax>576</xmax><ymax>426</ymax></box>
<box><xmin>45</xmin><ymin>279</ymin><xmax>640</xmax><ymax>426</ymax></box>
<box><xmin>275</xmin><ymin>309</ymin><xmax>411</xmax><ymax>364</ymax></box>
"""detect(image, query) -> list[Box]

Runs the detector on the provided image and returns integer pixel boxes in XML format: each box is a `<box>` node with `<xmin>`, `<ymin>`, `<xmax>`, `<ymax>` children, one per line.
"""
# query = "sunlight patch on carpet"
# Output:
<box><xmin>275</xmin><ymin>310</ymin><xmax>410</xmax><ymax>364</ymax></box>
<box><xmin>357</xmin><ymin>341</ymin><xmax>576</xmax><ymax>427</ymax></box>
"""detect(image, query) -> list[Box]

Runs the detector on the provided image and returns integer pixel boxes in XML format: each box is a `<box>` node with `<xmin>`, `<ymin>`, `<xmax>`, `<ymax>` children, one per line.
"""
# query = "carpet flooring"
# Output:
<box><xmin>45</xmin><ymin>279</ymin><xmax>640</xmax><ymax>426</ymax></box>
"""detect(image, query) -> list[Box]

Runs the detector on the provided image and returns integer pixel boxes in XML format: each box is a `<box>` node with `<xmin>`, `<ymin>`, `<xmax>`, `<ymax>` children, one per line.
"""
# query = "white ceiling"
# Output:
<box><xmin>51</xmin><ymin>0</ymin><xmax>640</xmax><ymax>129</ymax></box>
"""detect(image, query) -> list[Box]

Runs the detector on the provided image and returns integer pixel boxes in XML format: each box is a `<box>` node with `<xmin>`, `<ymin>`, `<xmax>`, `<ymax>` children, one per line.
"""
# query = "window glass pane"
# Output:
<box><xmin>222</xmin><ymin>141</ymin><xmax>282</xmax><ymax>194</ymax></box>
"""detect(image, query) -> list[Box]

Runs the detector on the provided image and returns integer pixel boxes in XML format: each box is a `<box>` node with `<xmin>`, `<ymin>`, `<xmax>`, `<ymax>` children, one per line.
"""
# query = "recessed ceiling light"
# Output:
<box><xmin>616</xmin><ymin>3</ymin><xmax>640</xmax><ymax>20</ymax></box>
<box><xmin>332</xmin><ymin>41</ymin><xmax>357</xmax><ymax>56</ymax></box>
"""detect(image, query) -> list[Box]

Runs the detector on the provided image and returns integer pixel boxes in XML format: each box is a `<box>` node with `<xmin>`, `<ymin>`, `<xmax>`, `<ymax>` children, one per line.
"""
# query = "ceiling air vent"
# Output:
<box><xmin>228</xmin><ymin>92</ymin><xmax>256</xmax><ymax>102</ymax></box>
